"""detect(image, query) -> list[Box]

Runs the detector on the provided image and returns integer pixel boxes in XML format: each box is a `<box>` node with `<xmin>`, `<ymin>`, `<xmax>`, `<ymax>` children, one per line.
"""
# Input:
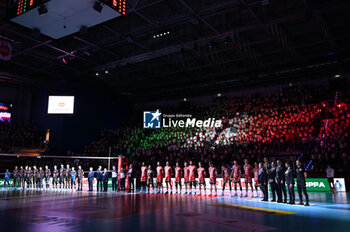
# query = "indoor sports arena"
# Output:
<box><xmin>0</xmin><ymin>0</ymin><xmax>350</xmax><ymax>232</ymax></box>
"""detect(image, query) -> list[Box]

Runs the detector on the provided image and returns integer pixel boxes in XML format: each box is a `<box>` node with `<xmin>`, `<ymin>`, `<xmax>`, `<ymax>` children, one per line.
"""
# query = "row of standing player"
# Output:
<box><xmin>4</xmin><ymin>165</ymin><xmax>85</xmax><ymax>191</ymax></box>
<box><xmin>3</xmin><ymin>164</ymin><xmax>135</xmax><ymax>193</ymax></box>
<box><xmin>139</xmin><ymin>160</ymin><xmax>257</xmax><ymax>197</ymax></box>
<box><xmin>139</xmin><ymin>159</ymin><xmax>310</xmax><ymax>206</ymax></box>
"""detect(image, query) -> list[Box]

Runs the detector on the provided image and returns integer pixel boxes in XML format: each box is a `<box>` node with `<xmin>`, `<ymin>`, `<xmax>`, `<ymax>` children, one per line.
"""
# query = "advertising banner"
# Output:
<box><xmin>0</xmin><ymin>178</ymin><xmax>346</xmax><ymax>192</ymax></box>
<box><xmin>152</xmin><ymin>178</ymin><xmax>347</xmax><ymax>192</ymax></box>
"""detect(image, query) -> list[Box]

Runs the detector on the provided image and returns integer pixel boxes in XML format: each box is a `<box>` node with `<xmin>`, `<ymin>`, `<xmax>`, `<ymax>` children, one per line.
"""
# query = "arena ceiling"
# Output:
<box><xmin>1</xmin><ymin>0</ymin><xmax>350</xmax><ymax>101</ymax></box>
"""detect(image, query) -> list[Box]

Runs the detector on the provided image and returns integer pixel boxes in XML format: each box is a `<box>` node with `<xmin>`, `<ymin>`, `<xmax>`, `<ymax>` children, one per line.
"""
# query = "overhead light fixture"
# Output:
<box><xmin>38</xmin><ymin>4</ymin><xmax>48</xmax><ymax>16</ymax></box>
<box><xmin>93</xmin><ymin>1</ymin><xmax>103</xmax><ymax>13</ymax></box>
<box><xmin>184</xmin><ymin>98</ymin><xmax>187</xmax><ymax>102</ymax></box>
<box><xmin>105</xmin><ymin>70</ymin><xmax>109</xmax><ymax>74</ymax></box>
<box><xmin>335</xmin><ymin>74</ymin><xmax>340</xmax><ymax>78</ymax></box>
<box><xmin>96</xmin><ymin>72</ymin><xmax>99</xmax><ymax>76</ymax></box>
<box><xmin>217</xmin><ymin>93</ymin><xmax>222</xmax><ymax>97</ymax></box>
<box><xmin>153</xmin><ymin>31</ymin><xmax>171</xmax><ymax>39</ymax></box>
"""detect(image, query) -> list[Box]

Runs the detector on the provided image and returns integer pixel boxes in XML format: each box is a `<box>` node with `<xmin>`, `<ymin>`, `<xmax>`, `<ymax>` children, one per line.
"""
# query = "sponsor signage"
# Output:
<box><xmin>1</xmin><ymin>178</ymin><xmax>346</xmax><ymax>192</ymax></box>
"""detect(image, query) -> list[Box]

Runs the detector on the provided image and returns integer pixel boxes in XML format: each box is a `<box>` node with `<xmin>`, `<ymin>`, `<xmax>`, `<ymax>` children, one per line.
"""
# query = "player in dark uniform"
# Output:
<box><xmin>12</xmin><ymin>166</ymin><xmax>19</xmax><ymax>188</ymax></box>
<box><xmin>276</xmin><ymin>160</ymin><xmax>287</xmax><ymax>203</ymax></box>
<box><xmin>77</xmin><ymin>166</ymin><xmax>84</xmax><ymax>191</ymax></box>
<box><xmin>65</xmin><ymin>164</ymin><xmax>71</xmax><ymax>189</ymax></box>
<box><xmin>296</xmin><ymin>160</ymin><xmax>310</xmax><ymax>206</ymax></box>
<box><xmin>19</xmin><ymin>166</ymin><xmax>24</xmax><ymax>188</ymax></box>
<box><xmin>285</xmin><ymin>161</ymin><xmax>295</xmax><ymax>204</ymax></box>
<box><xmin>28</xmin><ymin>167</ymin><xmax>33</xmax><ymax>189</ymax></box>
<box><xmin>221</xmin><ymin>164</ymin><xmax>231</xmax><ymax>196</ymax></box>
<box><xmin>146</xmin><ymin>165</ymin><xmax>154</xmax><ymax>194</ymax></box>
<box><xmin>38</xmin><ymin>167</ymin><xmax>45</xmax><ymax>189</ymax></box>
<box><xmin>258</xmin><ymin>162</ymin><xmax>268</xmax><ymax>201</ymax></box>
<box><xmin>44</xmin><ymin>165</ymin><xmax>51</xmax><ymax>189</ymax></box>
<box><xmin>268</xmin><ymin>162</ymin><xmax>277</xmax><ymax>202</ymax></box>
<box><xmin>59</xmin><ymin>164</ymin><xmax>65</xmax><ymax>189</ymax></box>
<box><xmin>32</xmin><ymin>166</ymin><xmax>38</xmax><ymax>189</ymax></box>
<box><xmin>52</xmin><ymin>165</ymin><xmax>59</xmax><ymax>189</ymax></box>
<box><xmin>24</xmin><ymin>166</ymin><xmax>29</xmax><ymax>189</ymax></box>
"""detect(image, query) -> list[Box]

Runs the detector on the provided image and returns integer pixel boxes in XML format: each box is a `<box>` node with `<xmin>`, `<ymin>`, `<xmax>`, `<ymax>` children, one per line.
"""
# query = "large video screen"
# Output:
<box><xmin>48</xmin><ymin>96</ymin><xmax>75</xmax><ymax>114</ymax></box>
<box><xmin>0</xmin><ymin>103</ymin><xmax>11</xmax><ymax>122</ymax></box>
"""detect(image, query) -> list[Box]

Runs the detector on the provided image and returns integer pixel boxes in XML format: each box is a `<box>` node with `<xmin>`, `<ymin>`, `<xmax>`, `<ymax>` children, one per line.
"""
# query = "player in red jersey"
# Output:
<box><xmin>174</xmin><ymin>162</ymin><xmax>182</xmax><ymax>194</ymax></box>
<box><xmin>164</xmin><ymin>162</ymin><xmax>173</xmax><ymax>194</ymax></box>
<box><xmin>231</xmin><ymin>160</ymin><xmax>242</xmax><ymax>197</ymax></box>
<box><xmin>188</xmin><ymin>161</ymin><xmax>196</xmax><ymax>195</ymax></box>
<box><xmin>156</xmin><ymin>162</ymin><xmax>164</xmax><ymax>193</ymax></box>
<box><xmin>253</xmin><ymin>162</ymin><xmax>260</xmax><ymax>197</ymax></box>
<box><xmin>208</xmin><ymin>162</ymin><xmax>217</xmax><ymax>197</ymax></box>
<box><xmin>197</xmin><ymin>162</ymin><xmax>206</xmax><ymax>196</ymax></box>
<box><xmin>243</xmin><ymin>159</ymin><xmax>254</xmax><ymax>197</ymax></box>
<box><xmin>183</xmin><ymin>162</ymin><xmax>190</xmax><ymax>194</ymax></box>
<box><xmin>140</xmin><ymin>162</ymin><xmax>148</xmax><ymax>193</ymax></box>
<box><xmin>221</xmin><ymin>163</ymin><xmax>231</xmax><ymax>196</ymax></box>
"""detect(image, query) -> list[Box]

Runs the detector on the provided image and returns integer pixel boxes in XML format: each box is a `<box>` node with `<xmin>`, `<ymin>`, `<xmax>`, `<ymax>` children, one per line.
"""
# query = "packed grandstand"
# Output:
<box><xmin>78</xmin><ymin>84</ymin><xmax>349</xmax><ymax>176</ymax></box>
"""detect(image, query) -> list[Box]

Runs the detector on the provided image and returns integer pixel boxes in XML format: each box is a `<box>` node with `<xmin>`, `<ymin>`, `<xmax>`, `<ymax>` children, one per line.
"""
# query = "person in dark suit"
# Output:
<box><xmin>296</xmin><ymin>160</ymin><xmax>310</xmax><ymax>206</ymax></box>
<box><xmin>258</xmin><ymin>162</ymin><xmax>268</xmax><ymax>201</ymax></box>
<box><xmin>268</xmin><ymin>162</ymin><xmax>277</xmax><ymax>202</ymax></box>
<box><xmin>127</xmin><ymin>164</ymin><xmax>135</xmax><ymax>193</ymax></box>
<box><xmin>88</xmin><ymin>167</ymin><xmax>94</xmax><ymax>192</ymax></box>
<box><xmin>102</xmin><ymin>168</ymin><xmax>109</xmax><ymax>192</ymax></box>
<box><xmin>263</xmin><ymin>157</ymin><xmax>270</xmax><ymax>199</ymax></box>
<box><xmin>111</xmin><ymin>166</ymin><xmax>118</xmax><ymax>191</ymax></box>
<box><xmin>285</xmin><ymin>161</ymin><xmax>295</xmax><ymax>204</ymax></box>
<box><xmin>96</xmin><ymin>165</ymin><xmax>103</xmax><ymax>191</ymax></box>
<box><xmin>276</xmin><ymin>160</ymin><xmax>287</xmax><ymax>203</ymax></box>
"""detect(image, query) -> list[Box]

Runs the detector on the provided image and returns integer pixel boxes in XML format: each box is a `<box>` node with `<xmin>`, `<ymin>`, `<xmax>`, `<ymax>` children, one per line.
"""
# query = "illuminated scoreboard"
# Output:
<box><xmin>8</xmin><ymin>0</ymin><xmax>126</xmax><ymax>19</ymax></box>
<box><xmin>7</xmin><ymin>0</ymin><xmax>50</xmax><ymax>17</ymax></box>
<box><xmin>102</xmin><ymin>0</ymin><xmax>126</xmax><ymax>15</ymax></box>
